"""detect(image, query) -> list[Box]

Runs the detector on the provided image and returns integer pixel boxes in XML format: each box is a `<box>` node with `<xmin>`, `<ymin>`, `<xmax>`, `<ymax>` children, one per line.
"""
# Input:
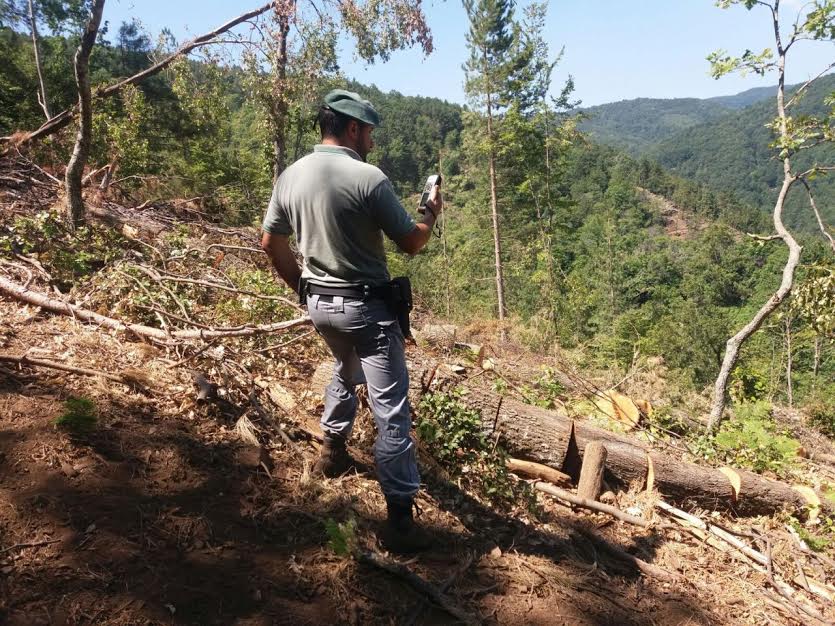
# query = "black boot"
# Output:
<box><xmin>313</xmin><ymin>437</ymin><xmax>355</xmax><ymax>478</ymax></box>
<box><xmin>381</xmin><ymin>498</ymin><xmax>432</xmax><ymax>554</ymax></box>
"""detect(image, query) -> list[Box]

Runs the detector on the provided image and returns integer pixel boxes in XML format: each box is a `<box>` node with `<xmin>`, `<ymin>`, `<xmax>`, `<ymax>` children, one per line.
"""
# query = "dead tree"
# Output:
<box><xmin>64</xmin><ymin>0</ymin><xmax>105</xmax><ymax>228</ymax></box>
<box><xmin>28</xmin><ymin>0</ymin><xmax>51</xmax><ymax>119</ymax></box>
<box><xmin>707</xmin><ymin>1</ymin><xmax>835</xmax><ymax>430</ymax></box>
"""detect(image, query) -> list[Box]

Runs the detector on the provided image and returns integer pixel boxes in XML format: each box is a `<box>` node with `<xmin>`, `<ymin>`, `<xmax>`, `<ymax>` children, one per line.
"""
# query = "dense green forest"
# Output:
<box><xmin>580</xmin><ymin>75</ymin><xmax>835</xmax><ymax>231</ymax></box>
<box><xmin>579</xmin><ymin>84</ymin><xmax>784</xmax><ymax>155</ymax></box>
<box><xmin>650</xmin><ymin>75</ymin><xmax>835</xmax><ymax>230</ymax></box>
<box><xmin>0</xmin><ymin>11</ymin><xmax>832</xmax><ymax>418</ymax></box>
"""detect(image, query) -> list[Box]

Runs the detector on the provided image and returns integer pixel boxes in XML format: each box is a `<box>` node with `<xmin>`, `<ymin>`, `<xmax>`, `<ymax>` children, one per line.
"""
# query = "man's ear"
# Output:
<box><xmin>346</xmin><ymin>120</ymin><xmax>360</xmax><ymax>139</ymax></box>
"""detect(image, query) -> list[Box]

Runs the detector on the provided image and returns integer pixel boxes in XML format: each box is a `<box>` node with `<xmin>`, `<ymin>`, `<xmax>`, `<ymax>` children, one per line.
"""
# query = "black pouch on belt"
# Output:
<box><xmin>297</xmin><ymin>277</ymin><xmax>308</xmax><ymax>306</ymax></box>
<box><xmin>387</xmin><ymin>276</ymin><xmax>413</xmax><ymax>338</ymax></box>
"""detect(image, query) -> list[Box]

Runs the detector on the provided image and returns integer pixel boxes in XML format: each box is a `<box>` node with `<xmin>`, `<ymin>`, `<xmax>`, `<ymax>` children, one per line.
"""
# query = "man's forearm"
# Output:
<box><xmin>396</xmin><ymin>211</ymin><xmax>437</xmax><ymax>255</ymax></box>
<box><xmin>269</xmin><ymin>255</ymin><xmax>301</xmax><ymax>293</ymax></box>
<box><xmin>261</xmin><ymin>233</ymin><xmax>302</xmax><ymax>293</ymax></box>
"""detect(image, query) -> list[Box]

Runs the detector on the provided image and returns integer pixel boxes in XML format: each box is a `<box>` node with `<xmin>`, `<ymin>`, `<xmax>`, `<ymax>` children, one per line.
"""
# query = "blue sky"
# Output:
<box><xmin>103</xmin><ymin>0</ymin><xmax>833</xmax><ymax>106</ymax></box>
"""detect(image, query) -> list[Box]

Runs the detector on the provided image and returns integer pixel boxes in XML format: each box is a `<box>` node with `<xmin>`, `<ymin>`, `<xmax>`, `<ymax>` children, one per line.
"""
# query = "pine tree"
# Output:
<box><xmin>462</xmin><ymin>0</ymin><xmax>518</xmax><ymax>321</ymax></box>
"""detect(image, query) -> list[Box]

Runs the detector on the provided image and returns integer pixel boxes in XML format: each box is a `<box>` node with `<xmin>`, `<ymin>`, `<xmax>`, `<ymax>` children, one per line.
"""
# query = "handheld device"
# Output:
<box><xmin>418</xmin><ymin>174</ymin><xmax>442</xmax><ymax>214</ymax></box>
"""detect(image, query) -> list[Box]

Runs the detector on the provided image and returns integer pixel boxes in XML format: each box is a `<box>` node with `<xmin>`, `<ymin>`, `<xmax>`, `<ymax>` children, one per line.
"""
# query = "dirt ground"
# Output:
<box><xmin>0</xmin><ymin>300</ymin><xmax>820</xmax><ymax>626</ymax></box>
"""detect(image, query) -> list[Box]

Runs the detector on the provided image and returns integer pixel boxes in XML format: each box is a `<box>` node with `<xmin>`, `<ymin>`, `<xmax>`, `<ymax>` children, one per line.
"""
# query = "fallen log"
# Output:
<box><xmin>418</xmin><ymin>364</ymin><xmax>816</xmax><ymax>516</ymax></box>
<box><xmin>0</xmin><ymin>276</ymin><xmax>311</xmax><ymax>341</ymax></box>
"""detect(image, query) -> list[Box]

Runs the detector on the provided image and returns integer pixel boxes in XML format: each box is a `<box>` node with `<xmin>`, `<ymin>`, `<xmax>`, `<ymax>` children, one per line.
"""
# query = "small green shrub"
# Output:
<box><xmin>519</xmin><ymin>367</ymin><xmax>566</xmax><ymax>410</ymax></box>
<box><xmin>418</xmin><ymin>389</ymin><xmax>529</xmax><ymax>508</ymax></box>
<box><xmin>728</xmin><ymin>365</ymin><xmax>768</xmax><ymax>404</ymax></box>
<box><xmin>789</xmin><ymin>518</ymin><xmax>832</xmax><ymax>553</ymax></box>
<box><xmin>0</xmin><ymin>210</ymin><xmax>129</xmax><ymax>286</ymax></box>
<box><xmin>645</xmin><ymin>405</ymin><xmax>689</xmax><ymax>438</ymax></box>
<box><xmin>807</xmin><ymin>400</ymin><xmax>835</xmax><ymax>438</ymax></box>
<box><xmin>325</xmin><ymin>516</ymin><xmax>357</xmax><ymax>556</ymax></box>
<box><xmin>54</xmin><ymin>397</ymin><xmax>97</xmax><ymax>432</ymax></box>
<box><xmin>693</xmin><ymin>401</ymin><xmax>800</xmax><ymax>475</ymax></box>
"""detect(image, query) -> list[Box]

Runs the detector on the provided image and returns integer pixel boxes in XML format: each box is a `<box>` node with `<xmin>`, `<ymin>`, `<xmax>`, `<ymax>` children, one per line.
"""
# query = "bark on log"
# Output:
<box><xmin>577</xmin><ymin>441</ymin><xmax>607</xmax><ymax>501</ymax></box>
<box><xmin>424</xmin><ymin>368</ymin><xmax>813</xmax><ymax>516</ymax></box>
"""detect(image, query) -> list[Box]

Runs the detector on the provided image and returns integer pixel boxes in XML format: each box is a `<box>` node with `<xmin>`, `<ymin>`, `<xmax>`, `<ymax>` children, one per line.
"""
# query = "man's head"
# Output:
<box><xmin>318</xmin><ymin>89</ymin><xmax>380</xmax><ymax>161</ymax></box>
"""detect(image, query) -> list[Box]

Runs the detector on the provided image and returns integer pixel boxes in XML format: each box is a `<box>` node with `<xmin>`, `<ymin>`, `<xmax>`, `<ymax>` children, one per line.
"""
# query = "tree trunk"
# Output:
<box><xmin>270</xmin><ymin>8</ymin><xmax>291</xmax><ymax>181</ymax></box>
<box><xmin>445</xmin><ymin>379</ymin><xmax>814</xmax><ymax>516</ymax></box>
<box><xmin>483</xmin><ymin>56</ymin><xmax>506</xmax><ymax>322</ymax></box>
<box><xmin>28</xmin><ymin>0</ymin><xmax>51</xmax><ymax>119</ymax></box>
<box><xmin>785</xmin><ymin>314</ymin><xmax>794</xmax><ymax>408</ymax></box>
<box><xmin>2</xmin><ymin>2</ymin><xmax>276</xmax><ymax>153</ymax></box>
<box><xmin>707</xmin><ymin>23</ymin><xmax>803</xmax><ymax>430</ymax></box>
<box><xmin>577</xmin><ymin>441</ymin><xmax>607</xmax><ymax>501</ymax></box>
<box><xmin>64</xmin><ymin>0</ymin><xmax>105</xmax><ymax>229</ymax></box>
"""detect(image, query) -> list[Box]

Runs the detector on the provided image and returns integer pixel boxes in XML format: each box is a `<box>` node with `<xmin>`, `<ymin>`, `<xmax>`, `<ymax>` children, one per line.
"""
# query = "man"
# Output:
<box><xmin>260</xmin><ymin>89</ymin><xmax>442</xmax><ymax>554</ymax></box>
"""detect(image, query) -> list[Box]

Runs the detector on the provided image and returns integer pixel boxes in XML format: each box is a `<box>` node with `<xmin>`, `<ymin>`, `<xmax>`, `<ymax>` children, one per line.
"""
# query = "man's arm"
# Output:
<box><xmin>393</xmin><ymin>186</ymin><xmax>443</xmax><ymax>255</ymax></box>
<box><xmin>261</xmin><ymin>232</ymin><xmax>302</xmax><ymax>293</ymax></box>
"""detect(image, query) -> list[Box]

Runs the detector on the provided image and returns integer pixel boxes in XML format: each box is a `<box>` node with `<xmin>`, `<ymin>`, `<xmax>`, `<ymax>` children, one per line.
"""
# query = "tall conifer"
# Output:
<box><xmin>462</xmin><ymin>0</ymin><xmax>518</xmax><ymax>321</ymax></box>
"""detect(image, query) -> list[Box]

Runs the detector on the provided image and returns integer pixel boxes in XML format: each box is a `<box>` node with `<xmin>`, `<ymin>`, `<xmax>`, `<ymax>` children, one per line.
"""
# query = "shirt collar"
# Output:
<box><xmin>314</xmin><ymin>144</ymin><xmax>362</xmax><ymax>161</ymax></box>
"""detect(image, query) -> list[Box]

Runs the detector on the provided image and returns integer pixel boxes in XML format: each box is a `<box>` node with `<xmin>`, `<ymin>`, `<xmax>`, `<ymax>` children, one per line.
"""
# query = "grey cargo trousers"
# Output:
<box><xmin>307</xmin><ymin>293</ymin><xmax>419</xmax><ymax>504</ymax></box>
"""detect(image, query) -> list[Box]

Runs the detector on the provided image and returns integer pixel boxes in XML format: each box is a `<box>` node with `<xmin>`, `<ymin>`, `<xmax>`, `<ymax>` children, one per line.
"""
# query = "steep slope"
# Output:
<box><xmin>650</xmin><ymin>74</ymin><xmax>835</xmax><ymax>228</ymax></box>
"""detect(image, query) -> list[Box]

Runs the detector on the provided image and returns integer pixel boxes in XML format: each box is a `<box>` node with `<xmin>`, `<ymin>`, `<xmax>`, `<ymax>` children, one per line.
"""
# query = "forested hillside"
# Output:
<box><xmin>580</xmin><ymin>76</ymin><xmax>835</xmax><ymax>231</ymax></box>
<box><xmin>579</xmin><ymin>97</ymin><xmax>738</xmax><ymax>154</ymax></box>
<box><xmin>650</xmin><ymin>75</ymin><xmax>835</xmax><ymax>230</ymax></box>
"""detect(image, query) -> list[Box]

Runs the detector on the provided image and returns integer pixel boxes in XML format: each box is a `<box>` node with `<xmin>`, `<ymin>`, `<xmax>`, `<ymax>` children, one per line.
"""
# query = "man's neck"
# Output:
<box><xmin>321</xmin><ymin>136</ymin><xmax>352</xmax><ymax>149</ymax></box>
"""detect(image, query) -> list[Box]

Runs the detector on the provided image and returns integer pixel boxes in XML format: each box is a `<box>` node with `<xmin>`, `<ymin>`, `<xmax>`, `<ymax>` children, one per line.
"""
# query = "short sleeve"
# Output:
<box><xmin>368</xmin><ymin>179</ymin><xmax>416</xmax><ymax>239</ymax></box>
<box><xmin>262</xmin><ymin>181</ymin><xmax>292</xmax><ymax>235</ymax></box>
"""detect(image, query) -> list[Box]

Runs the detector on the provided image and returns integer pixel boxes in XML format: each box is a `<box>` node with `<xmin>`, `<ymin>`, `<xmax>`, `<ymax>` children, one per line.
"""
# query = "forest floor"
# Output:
<box><xmin>1</xmin><ymin>161</ymin><xmax>833</xmax><ymax>625</ymax></box>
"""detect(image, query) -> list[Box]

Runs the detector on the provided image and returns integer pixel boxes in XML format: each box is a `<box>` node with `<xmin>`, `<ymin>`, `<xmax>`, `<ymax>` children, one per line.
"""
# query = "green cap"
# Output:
<box><xmin>323</xmin><ymin>89</ymin><xmax>381</xmax><ymax>127</ymax></box>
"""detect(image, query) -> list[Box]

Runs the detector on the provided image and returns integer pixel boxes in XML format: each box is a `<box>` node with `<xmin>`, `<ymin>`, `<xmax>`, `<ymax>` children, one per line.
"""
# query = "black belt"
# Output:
<box><xmin>305</xmin><ymin>282</ymin><xmax>388</xmax><ymax>300</ymax></box>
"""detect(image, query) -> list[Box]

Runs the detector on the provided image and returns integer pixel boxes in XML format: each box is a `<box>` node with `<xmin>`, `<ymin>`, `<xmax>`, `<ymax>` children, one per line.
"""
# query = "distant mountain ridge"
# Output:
<box><xmin>578</xmin><ymin>84</ymin><xmax>789</xmax><ymax>155</ymax></box>
<box><xmin>580</xmin><ymin>76</ymin><xmax>835</xmax><ymax>230</ymax></box>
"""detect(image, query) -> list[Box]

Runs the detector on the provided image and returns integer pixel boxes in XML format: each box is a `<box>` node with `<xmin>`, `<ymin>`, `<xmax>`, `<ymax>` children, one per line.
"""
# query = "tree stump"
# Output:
<box><xmin>577</xmin><ymin>441</ymin><xmax>607</xmax><ymax>501</ymax></box>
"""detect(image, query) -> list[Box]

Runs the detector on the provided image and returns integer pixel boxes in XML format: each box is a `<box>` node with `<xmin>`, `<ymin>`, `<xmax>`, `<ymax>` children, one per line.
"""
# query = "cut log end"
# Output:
<box><xmin>577</xmin><ymin>441</ymin><xmax>608</xmax><ymax>501</ymax></box>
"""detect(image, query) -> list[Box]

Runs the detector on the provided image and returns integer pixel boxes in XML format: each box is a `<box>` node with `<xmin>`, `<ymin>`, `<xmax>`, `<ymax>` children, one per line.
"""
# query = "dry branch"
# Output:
<box><xmin>403</xmin><ymin>553</ymin><xmax>474</xmax><ymax>625</ymax></box>
<box><xmin>505</xmin><ymin>457</ymin><xmax>572</xmax><ymax>486</ymax></box>
<box><xmin>356</xmin><ymin>549</ymin><xmax>479</xmax><ymax>625</ymax></box>
<box><xmin>0</xmin><ymin>275</ymin><xmax>311</xmax><ymax>340</ymax></box>
<box><xmin>132</xmin><ymin>264</ymin><xmax>301</xmax><ymax>310</ymax></box>
<box><xmin>656</xmin><ymin>500</ymin><xmax>768</xmax><ymax>567</ymax></box>
<box><xmin>0</xmin><ymin>352</ymin><xmax>150</xmax><ymax>389</ymax></box>
<box><xmin>533</xmin><ymin>481</ymin><xmax>651</xmax><ymax>528</ymax></box>
<box><xmin>1</xmin><ymin>2</ymin><xmax>275</xmax><ymax>153</ymax></box>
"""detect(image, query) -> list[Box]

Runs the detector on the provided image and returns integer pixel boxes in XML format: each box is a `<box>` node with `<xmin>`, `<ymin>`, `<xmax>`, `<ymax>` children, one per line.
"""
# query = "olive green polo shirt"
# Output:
<box><xmin>263</xmin><ymin>145</ymin><xmax>416</xmax><ymax>286</ymax></box>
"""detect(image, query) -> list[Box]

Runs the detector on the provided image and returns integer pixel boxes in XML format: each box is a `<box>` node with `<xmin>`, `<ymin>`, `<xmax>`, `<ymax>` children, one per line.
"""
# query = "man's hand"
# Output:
<box><xmin>394</xmin><ymin>185</ymin><xmax>443</xmax><ymax>255</ymax></box>
<box><xmin>425</xmin><ymin>184</ymin><xmax>443</xmax><ymax>216</ymax></box>
<box><xmin>260</xmin><ymin>232</ymin><xmax>302</xmax><ymax>293</ymax></box>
